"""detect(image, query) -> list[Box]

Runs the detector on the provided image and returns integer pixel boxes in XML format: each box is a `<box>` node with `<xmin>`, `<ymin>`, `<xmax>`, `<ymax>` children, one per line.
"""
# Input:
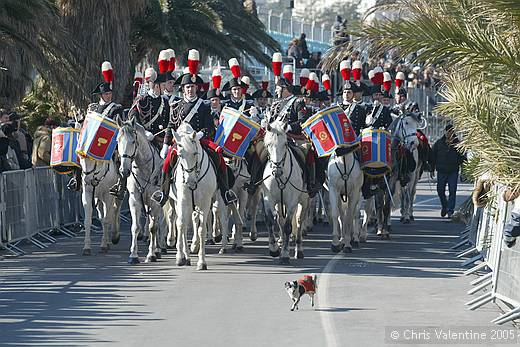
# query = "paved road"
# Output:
<box><xmin>0</xmin><ymin>181</ymin><xmax>515</xmax><ymax>346</ymax></box>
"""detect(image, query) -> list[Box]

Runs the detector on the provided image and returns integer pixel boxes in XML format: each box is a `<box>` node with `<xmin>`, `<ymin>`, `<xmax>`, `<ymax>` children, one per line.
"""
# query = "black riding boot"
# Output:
<box><xmin>218</xmin><ymin>166</ymin><xmax>238</xmax><ymax>205</ymax></box>
<box><xmin>245</xmin><ymin>157</ymin><xmax>267</xmax><ymax>195</ymax></box>
<box><xmin>306</xmin><ymin>162</ymin><xmax>319</xmax><ymax>198</ymax></box>
<box><xmin>152</xmin><ymin>171</ymin><xmax>171</xmax><ymax>206</ymax></box>
<box><xmin>109</xmin><ymin>175</ymin><xmax>127</xmax><ymax>200</ymax></box>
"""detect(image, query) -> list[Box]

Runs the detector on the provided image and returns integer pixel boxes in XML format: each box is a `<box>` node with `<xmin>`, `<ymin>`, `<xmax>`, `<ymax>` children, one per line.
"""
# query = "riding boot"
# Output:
<box><xmin>244</xmin><ymin>157</ymin><xmax>266</xmax><ymax>195</ymax></box>
<box><xmin>109</xmin><ymin>175</ymin><xmax>127</xmax><ymax>200</ymax></box>
<box><xmin>307</xmin><ymin>162</ymin><xmax>319</xmax><ymax>198</ymax></box>
<box><xmin>67</xmin><ymin>168</ymin><xmax>82</xmax><ymax>191</ymax></box>
<box><xmin>218</xmin><ymin>165</ymin><xmax>238</xmax><ymax>205</ymax></box>
<box><xmin>152</xmin><ymin>171</ymin><xmax>171</xmax><ymax>206</ymax></box>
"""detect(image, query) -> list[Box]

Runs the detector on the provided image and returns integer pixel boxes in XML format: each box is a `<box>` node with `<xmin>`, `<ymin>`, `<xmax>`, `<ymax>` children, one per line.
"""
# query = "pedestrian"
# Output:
<box><xmin>0</xmin><ymin>127</ymin><xmax>12</xmax><ymax>172</ymax></box>
<box><xmin>9</xmin><ymin>112</ymin><xmax>32</xmax><ymax>168</ymax></box>
<box><xmin>0</xmin><ymin>122</ymin><xmax>20</xmax><ymax>170</ymax></box>
<box><xmin>430</xmin><ymin>124</ymin><xmax>466</xmax><ymax>218</ymax></box>
<box><xmin>32</xmin><ymin>117</ymin><xmax>58</xmax><ymax>167</ymax></box>
<box><xmin>287</xmin><ymin>38</ymin><xmax>303</xmax><ymax>67</ymax></box>
<box><xmin>298</xmin><ymin>33</ymin><xmax>309</xmax><ymax>60</ymax></box>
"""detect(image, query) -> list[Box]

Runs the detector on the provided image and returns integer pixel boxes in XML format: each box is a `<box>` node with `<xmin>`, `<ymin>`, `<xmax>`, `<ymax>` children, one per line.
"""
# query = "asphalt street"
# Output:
<box><xmin>0</xmin><ymin>180</ymin><xmax>516</xmax><ymax>347</ymax></box>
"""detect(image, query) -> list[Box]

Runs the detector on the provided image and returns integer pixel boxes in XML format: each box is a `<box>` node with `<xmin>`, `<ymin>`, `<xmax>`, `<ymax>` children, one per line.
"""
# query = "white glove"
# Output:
<box><xmin>145</xmin><ymin>131</ymin><xmax>154</xmax><ymax>141</ymax></box>
<box><xmin>160</xmin><ymin>144</ymin><xmax>169</xmax><ymax>159</ymax></box>
<box><xmin>249</xmin><ymin>106</ymin><xmax>258</xmax><ymax>117</ymax></box>
<box><xmin>196</xmin><ymin>131</ymin><xmax>204</xmax><ymax>140</ymax></box>
<box><xmin>286</xmin><ymin>124</ymin><xmax>292</xmax><ymax>133</ymax></box>
<box><xmin>260</xmin><ymin>118</ymin><xmax>268</xmax><ymax>129</ymax></box>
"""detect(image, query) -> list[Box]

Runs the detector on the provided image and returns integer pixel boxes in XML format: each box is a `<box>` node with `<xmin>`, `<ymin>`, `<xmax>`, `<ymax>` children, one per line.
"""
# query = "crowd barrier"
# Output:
<box><xmin>454</xmin><ymin>184</ymin><xmax>520</xmax><ymax>325</ymax></box>
<box><xmin>0</xmin><ymin>167</ymin><xmax>83</xmax><ymax>256</ymax></box>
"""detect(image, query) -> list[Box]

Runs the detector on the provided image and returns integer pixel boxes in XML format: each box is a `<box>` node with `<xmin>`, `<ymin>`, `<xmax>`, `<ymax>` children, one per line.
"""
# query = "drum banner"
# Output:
<box><xmin>50</xmin><ymin>127</ymin><xmax>80</xmax><ymax>173</ymax></box>
<box><xmin>76</xmin><ymin>111</ymin><xmax>119</xmax><ymax>161</ymax></box>
<box><xmin>214</xmin><ymin>106</ymin><xmax>260</xmax><ymax>158</ymax></box>
<box><xmin>360</xmin><ymin>128</ymin><xmax>392</xmax><ymax>173</ymax></box>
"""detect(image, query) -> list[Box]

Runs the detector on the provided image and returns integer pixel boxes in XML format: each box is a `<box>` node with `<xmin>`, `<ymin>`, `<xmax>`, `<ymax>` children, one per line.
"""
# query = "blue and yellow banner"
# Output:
<box><xmin>76</xmin><ymin>111</ymin><xmax>119</xmax><ymax>162</ymax></box>
<box><xmin>51</xmin><ymin>127</ymin><xmax>80</xmax><ymax>174</ymax></box>
<box><xmin>214</xmin><ymin>107</ymin><xmax>260</xmax><ymax>159</ymax></box>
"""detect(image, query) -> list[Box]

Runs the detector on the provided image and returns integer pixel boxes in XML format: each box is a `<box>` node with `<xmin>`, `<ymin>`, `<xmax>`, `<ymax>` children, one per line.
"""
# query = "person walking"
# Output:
<box><xmin>430</xmin><ymin>124</ymin><xmax>466</xmax><ymax>218</ymax></box>
<box><xmin>32</xmin><ymin>117</ymin><xmax>58</xmax><ymax>167</ymax></box>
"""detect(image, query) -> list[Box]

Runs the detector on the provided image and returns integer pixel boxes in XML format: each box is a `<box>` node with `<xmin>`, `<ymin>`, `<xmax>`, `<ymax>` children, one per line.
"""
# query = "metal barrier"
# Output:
<box><xmin>0</xmin><ymin>167</ymin><xmax>82</xmax><ymax>255</ymax></box>
<box><xmin>455</xmin><ymin>184</ymin><xmax>520</xmax><ymax>324</ymax></box>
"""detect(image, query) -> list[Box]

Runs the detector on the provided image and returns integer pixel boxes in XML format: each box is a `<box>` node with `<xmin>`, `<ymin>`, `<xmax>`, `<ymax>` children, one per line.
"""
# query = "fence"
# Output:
<box><xmin>454</xmin><ymin>184</ymin><xmax>520</xmax><ymax>325</ymax></box>
<box><xmin>0</xmin><ymin>166</ymin><xmax>83</xmax><ymax>255</ymax></box>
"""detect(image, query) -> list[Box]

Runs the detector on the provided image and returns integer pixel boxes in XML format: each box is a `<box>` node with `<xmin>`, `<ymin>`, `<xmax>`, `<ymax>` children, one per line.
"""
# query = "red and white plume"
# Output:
<box><xmin>383</xmin><ymin>72</ymin><xmax>393</xmax><ymax>91</ymax></box>
<box><xmin>101</xmin><ymin>61</ymin><xmax>113</xmax><ymax>85</ymax></box>
<box><xmin>158</xmin><ymin>50</ymin><xmax>169</xmax><ymax>74</ymax></box>
<box><xmin>272</xmin><ymin>52</ymin><xmax>282</xmax><ymax>77</ymax></box>
<box><xmin>133</xmin><ymin>71</ymin><xmax>143</xmax><ymax>99</ymax></box>
<box><xmin>306</xmin><ymin>72</ymin><xmax>317</xmax><ymax>91</ymax></box>
<box><xmin>312</xmin><ymin>73</ymin><xmax>320</xmax><ymax>92</ymax></box>
<box><xmin>395</xmin><ymin>71</ymin><xmax>405</xmax><ymax>88</ymax></box>
<box><xmin>299</xmin><ymin>68</ymin><xmax>310</xmax><ymax>87</ymax></box>
<box><xmin>144</xmin><ymin>67</ymin><xmax>157</xmax><ymax>83</ymax></box>
<box><xmin>187</xmin><ymin>49</ymin><xmax>200</xmax><ymax>75</ymax></box>
<box><xmin>228</xmin><ymin>58</ymin><xmax>241</xmax><ymax>78</ymax></box>
<box><xmin>368</xmin><ymin>70</ymin><xmax>375</xmax><ymax>84</ymax></box>
<box><xmin>134</xmin><ymin>71</ymin><xmax>143</xmax><ymax>85</ymax></box>
<box><xmin>352</xmin><ymin>60</ymin><xmax>362</xmax><ymax>81</ymax></box>
<box><xmin>261</xmin><ymin>75</ymin><xmax>269</xmax><ymax>90</ymax></box>
<box><xmin>212</xmin><ymin>67</ymin><xmax>222</xmax><ymax>90</ymax></box>
<box><xmin>340</xmin><ymin>60</ymin><xmax>351</xmax><ymax>81</ymax></box>
<box><xmin>166</xmin><ymin>49</ymin><xmax>176</xmax><ymax>72</ymax></box>
<box><xmin>283</xmin><ymin>65</ymin><xmax>294</xmax><ymax>84</ymax></box>
<box><xmin>241</xmin><ymin>76</ymin><xmax>250</xmax><ymax>93</ymax></box>
<box><xmin>373</xmin><ymin>66</ymin><xmax>384</xmax><ymax>85</ymax></box>
<box><xmin>322</xmin><ymin>73</ymin><xmax>331</xmax><ymax>91</ymax></box>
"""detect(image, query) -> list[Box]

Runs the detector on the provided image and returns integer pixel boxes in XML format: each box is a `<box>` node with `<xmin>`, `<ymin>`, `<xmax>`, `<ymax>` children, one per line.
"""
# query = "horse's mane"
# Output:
<box><xmin>177</xmin><ymin>122</ymin><xmax>194</xmax><ymax>137</ymax></box>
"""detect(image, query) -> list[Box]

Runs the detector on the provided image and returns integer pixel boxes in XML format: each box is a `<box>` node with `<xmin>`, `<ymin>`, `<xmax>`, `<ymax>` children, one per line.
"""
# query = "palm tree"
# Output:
<box><xmin>322</xmin><ymin>0</ymin><xmax>520</xmax><ymax>191</ymax></box>
<box><xmin>0</xmin><ymin>0</ymin><xmax>80</xmax><ymax>107</ymax></box>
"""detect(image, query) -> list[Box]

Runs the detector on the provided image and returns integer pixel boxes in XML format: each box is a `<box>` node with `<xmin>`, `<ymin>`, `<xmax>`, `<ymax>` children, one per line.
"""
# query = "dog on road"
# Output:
<box><xmin>284</xmin><ymin>274</ymin><xmax>317</xmax><ymax>311</ymax></box>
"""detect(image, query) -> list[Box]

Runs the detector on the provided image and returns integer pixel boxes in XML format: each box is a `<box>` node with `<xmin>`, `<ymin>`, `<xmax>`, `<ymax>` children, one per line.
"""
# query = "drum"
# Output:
<box><xmin>214</xmin><ymin>106</ymin><xmax>260</xmax><ymax>159</ymax></box>
<box><xmin>320</xmin><ymin>105</ymin><xmax>359</xmax><ymax>149</ymax></box>
<box><xmin>50</xmin><ymin>127</ymin><xmax>80</xmax><ymax>174</ymax></box>
<box><xmin>76</xmin><ymin>111</ymin><xmax>119</xmax><ymax>161</ymax></box>
<box><xmin>360</xmin><ymin>128</ymin><xmax>392</xmax><ymax>177</ymax></box>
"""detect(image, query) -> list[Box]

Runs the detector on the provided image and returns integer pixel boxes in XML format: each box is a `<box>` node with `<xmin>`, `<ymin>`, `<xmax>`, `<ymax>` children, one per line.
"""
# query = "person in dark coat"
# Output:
<box><xmin>430</xmin><ymin>124</ymin><xmax>466</xmax><ymax>218</ymax></box>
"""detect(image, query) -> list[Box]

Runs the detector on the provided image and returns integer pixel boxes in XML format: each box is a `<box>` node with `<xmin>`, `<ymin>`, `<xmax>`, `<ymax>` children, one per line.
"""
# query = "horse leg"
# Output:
<box><xmin>248</xmin><ymin>190</ymin><xmax>260</xmax><ymax>241</ymax></box>
<box><xmin>211</xmin><ymin>201</ymin><xmax>221</xmax><ymax>244</ymax></box>
<box><xmin>345</xmin><ymin>187</ymin><xmax>361</xmax><ymax>251</ymax></box>
<box><xmin>197</xmin><ymin>204</ymin><xmax>212</xmax><ymax>270</ymax></box>
<box><xmin>128</xmin><ymin>195</ymin><xmax>142</xmax><ymax>264</ymax></box>
<box><xmin>112</xmin><ymin>197</ymin><xmax>122</xmax><ymax>245</ymax></box>
<box><xmin>166</xmin><ymin>202</ymin><xmax>177</xmax><ymax>249</ymax></box>
<box><xmin>146</xmin><ymin>214</ymin><xmax>158</xmax><ymax>263</ymax></box>
<box><xmin>265</xmin><ymin>204</ymin><xmax>280</xmax><ymax>257</ymax></box>
<box><xmin>98</xmin><ymin>198</ymin><xmax>110</xmax><ymax>253</ymax></box>
<box><xmin>175</xmin><ymin>215</ymin><xmax>189</xmax><ymax>266</ymax></box>
<box><xmin>81</xmin><ymin>185</ymin><xmax>94</xmax><ymax>255</ymax></box>
<box><xmin>294</xmin><ymin>201</ymin><xmax>306</xmax><ymax>259</ymax></box>
<box><xmin>190</xmin><ymin>217</ymin><xmax>201</xmax><ymax>254</ymax></box>
<box><xmin>217</xmin><ymin>197</ymin><xmax>231</xmax><ymax>254</ymax></box>
<box><xmin>329</xmin><ymin>187</ymin><xmax>343</xmax><ymax>253</ymax></box>
<box><xmin>231</xmin><ymin>203</ymin><xmax>244</xmax><ymax>251</ymax></box>
<box><xmin>279</xmin><ymin>217</ymin><xmax>291</xmax><ymax>264</ymax></box>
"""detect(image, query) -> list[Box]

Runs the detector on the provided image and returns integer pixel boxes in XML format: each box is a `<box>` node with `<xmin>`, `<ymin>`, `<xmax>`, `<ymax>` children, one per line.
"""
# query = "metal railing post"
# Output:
<box><xmin>311</xmin><ymin>20</ymin><xmax>316</xmax><ymax>41</ymax></box>
<box><xmin>268</xmin><ymin>9</ymin><xmax>273</xmax><ymax>32</ymax></box>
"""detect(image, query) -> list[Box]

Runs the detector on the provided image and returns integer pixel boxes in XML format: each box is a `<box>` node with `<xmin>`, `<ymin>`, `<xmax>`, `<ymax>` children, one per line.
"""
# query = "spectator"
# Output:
<box><xmin>306</xmin><ymin>52</ymin><xmax>320</xmax><ymax>69</ymax></box>
<box><xmin>298</xmin><ymin>33</ymin><xmax>309</xmax><ymax>60</ymax></box>
<box><xmin>333</xmin><ymin>15</ymin><xmax>349</xmax><ymax>46</ymax></box>
<box><xmin>287</xmin><ymin>38</ymin><xmax>303</xmax><ymax>67</ymax></box>
<box><xmin>430</xmin><ymin>124</ymin><xmax>466</xmax><ymax>219</ymax></box>
<box><xmin>32</xmin><ymin>117</ymin><xmax>58</xmax><ymax>167</ymax></box>
<box><xmin>0</xmin><ymin>122</ymin><xmax>20</xmax><ymax>170</ymax></box>
<box><xmin>0</xmin><ymin>109</ymin><xmax>10</xmax><ymax>125</ymax></box>
<box><xmin>0</xmin><ymin>128</ymin><xmax>12</xmax><ymax>172</ymax></box>
<box><xmin>9</xmin><ymin>112</ymin><xmax>32</xmax><ymax>168</ymax></box>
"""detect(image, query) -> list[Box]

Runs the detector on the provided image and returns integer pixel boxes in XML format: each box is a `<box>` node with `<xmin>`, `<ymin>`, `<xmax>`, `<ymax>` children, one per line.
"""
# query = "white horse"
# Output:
<box><xmin>170</xmin><ymin>123</ymin><xmax>218</xmax><ymax>270</ymax></box>
<box><xmin>399</xmin><ymin>114</ymin><xmax>428</xmax><ymax>223</ymax></box>
<box><xmin>327</xmin><ymin>149</ymin><xmax>364</xmax><ymax>253</ymax></box>
<box><xmin>80</xmin><ymin>156</ymin><xmax>122</xmax><ymax>255</ymax></box>
<box><xmin>262</xmin><ymin>120</ymin><xmax>309</xmax><ymax>264</ymax></box>
<box><xmin>116</xmin><ymin>117</ymin><xmax>166</xmax><ymax>264</ymax></box>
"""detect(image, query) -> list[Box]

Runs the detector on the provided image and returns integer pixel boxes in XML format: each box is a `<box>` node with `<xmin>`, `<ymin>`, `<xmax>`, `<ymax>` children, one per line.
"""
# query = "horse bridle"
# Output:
<box><xmin>395</xmin><ymin>115</ymin><xmax>417</xmax><ymax>145</ymax></box>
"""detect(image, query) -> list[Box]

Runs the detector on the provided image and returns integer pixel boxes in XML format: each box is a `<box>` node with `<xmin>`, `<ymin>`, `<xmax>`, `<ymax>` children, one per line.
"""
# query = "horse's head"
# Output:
<box><xmin>116</xmin><ymin>116</ymin><xmax>140</xmax><ymax>178</ymax></box>
<box><xmin>172</xmin><ymin>123</ymin><xmax>201</xmax><ymax>188</ymax></box>
<box><xmin>391</xmin><ymin>112</ymin><xmax>426</xmax><ymax>151</ymax></box>
<box><xmin>263</xmin><ymin>119</ymin><xmax>289</xmax><ymax>178</ymax></box>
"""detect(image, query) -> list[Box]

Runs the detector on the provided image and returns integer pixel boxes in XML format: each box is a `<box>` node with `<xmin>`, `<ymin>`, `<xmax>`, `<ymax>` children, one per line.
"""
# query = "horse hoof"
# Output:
<box><xmin>111</xmin><ymin>234</ymin><xmax>120</xmax><ymax>245</ymax></box>
<box><xmin>331</xmin><ymin>244</ymin><xmax>343</xmax><ymax>253</ymax></box>
<box><xmin>155</xmin><ymin>252</ymin><xmax>162</xmax><ymax>259</ymax></box>
<box><xmin>219</xmin><ymin>248</ymin><xmax>227</xmax><ymax>255</ymax></box>
<box><xmin>384</xmin><ymin>234</ymin><xmax>390</xmax><ymax>239</ymax></box>
<box><xmin>249</xmin><ymin>232</ymin><xmax>257</xmax><ymax>242</ymax></box>
<box><xmin>190</xmin><ymin>248</ymin><xmax>199</xmax><ymax>255</ymax></box>
<box><xmin>82</xmin><ymin>248</ymin><xmax>91</xmax><ymax>256</ymax></box>
<box><xmin>137</xmin><ymin>233</ymin><xmax>143</xmax><ymax>241</ymax></box>
<box><xmin>269</xmin><ymin>249</ymin><xmax>280</xmax><ymax>258</ymax></box>
<box><xmin>176</xmin><ymin>258</ymin><xmax>186</xmax><ymax>266</ymax></box>
<box><xmin>313</xmin><ymin>217</ymin><xmax>318</xmax><ymax>225</ymax></box>
<box><xmin>234</xmin><ymin>246</ymin><xmax>244</xmax><ymax>252</ymax></box>
<box><xmin>197</xmin><ymin>263</ymin><xmax>208</xmax><ymax>271</ymax></box>
<box><xmin>207</xmin><ymin>239</ymin><xmax>215</xmax><ymax>245</ymax></box>
<box><xmin>167</xmin><ymin>244</ymin><xmax>176</xmax><ymax>250</ymax></box>
<box><xmin>410</xmin><ymin>215</ymin><xmax>415</xmax><ymax>221</ymax></box>
<box><xmin>231</xmin><ymin>243</ymin><xmax>237</xmax><ymax>250</ymax></box>
<box><xmin>351</xmin><ymin>240</ymin><xmax>360</xmax><ymax>249</ymax></box>
<box><xmin>302</xmin><ymin>230</ymin><xmax>308</xmax><ymax>237</ymax></box>
<box><xmin>99</xmin><ymin>246</ymin><xmax>108</xmax><ymax>254</ymax></box>
<box><xmin>323</xmin><ymin>221</ymin><xmax>329</xmax><ymax>226</ymax></box>
<box><xmin>296</xmin><ymin>251</ymin><xmax>304</xmax><ymax>259</ymax></box>
<box><xmin>342</xmin><ymin>246</ymin><xmax>352</xmax><ymax>253</ymax></box>
<box><xmin>161</xmin><ymin>248</ymin><xmax>167</xmax><ymax>255</ymax></box>
<box><xmin>400</xmin><ymin>217</ymin><xmax>405</xmax><ymax>223</ymax></box>
<box><xmin>186</xmin><ymin>259</ymin><xmax>191</xmax><ymax>266</ymax></box>
<box><xmin>279</xmin><ymin>257</ymin><xmax>290</xmax><ymax>265</ymax></box>
<box><xmin>242</xmin><ymin>226</ymin><xmax>247</xmax><ymax>233</ymax></box>
<box><xmin>146</xmin><ymin>255</ymin><xmax>157</xmax><ymax>263</ymax></box>
<box><xmin>128</xmin><ymin>257</ymin><xmax>140</xmax><ymax>264</ymax></box>
<box><xmin>403</xmin><ymin>218</ymin><xmax>410</xmax><ymax>224</ymax></box>
<box><xmin>214</xmin><ymin>234</ymin><xmax>223</xmax><ymax>243</ymax></box>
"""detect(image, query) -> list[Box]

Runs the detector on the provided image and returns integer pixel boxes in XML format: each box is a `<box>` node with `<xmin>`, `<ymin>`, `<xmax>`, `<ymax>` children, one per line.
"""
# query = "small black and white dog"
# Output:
<box><xmin>284</xmin><ymin>274</ymin><xmax>317</xmax><ymax>311</ymax></box>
